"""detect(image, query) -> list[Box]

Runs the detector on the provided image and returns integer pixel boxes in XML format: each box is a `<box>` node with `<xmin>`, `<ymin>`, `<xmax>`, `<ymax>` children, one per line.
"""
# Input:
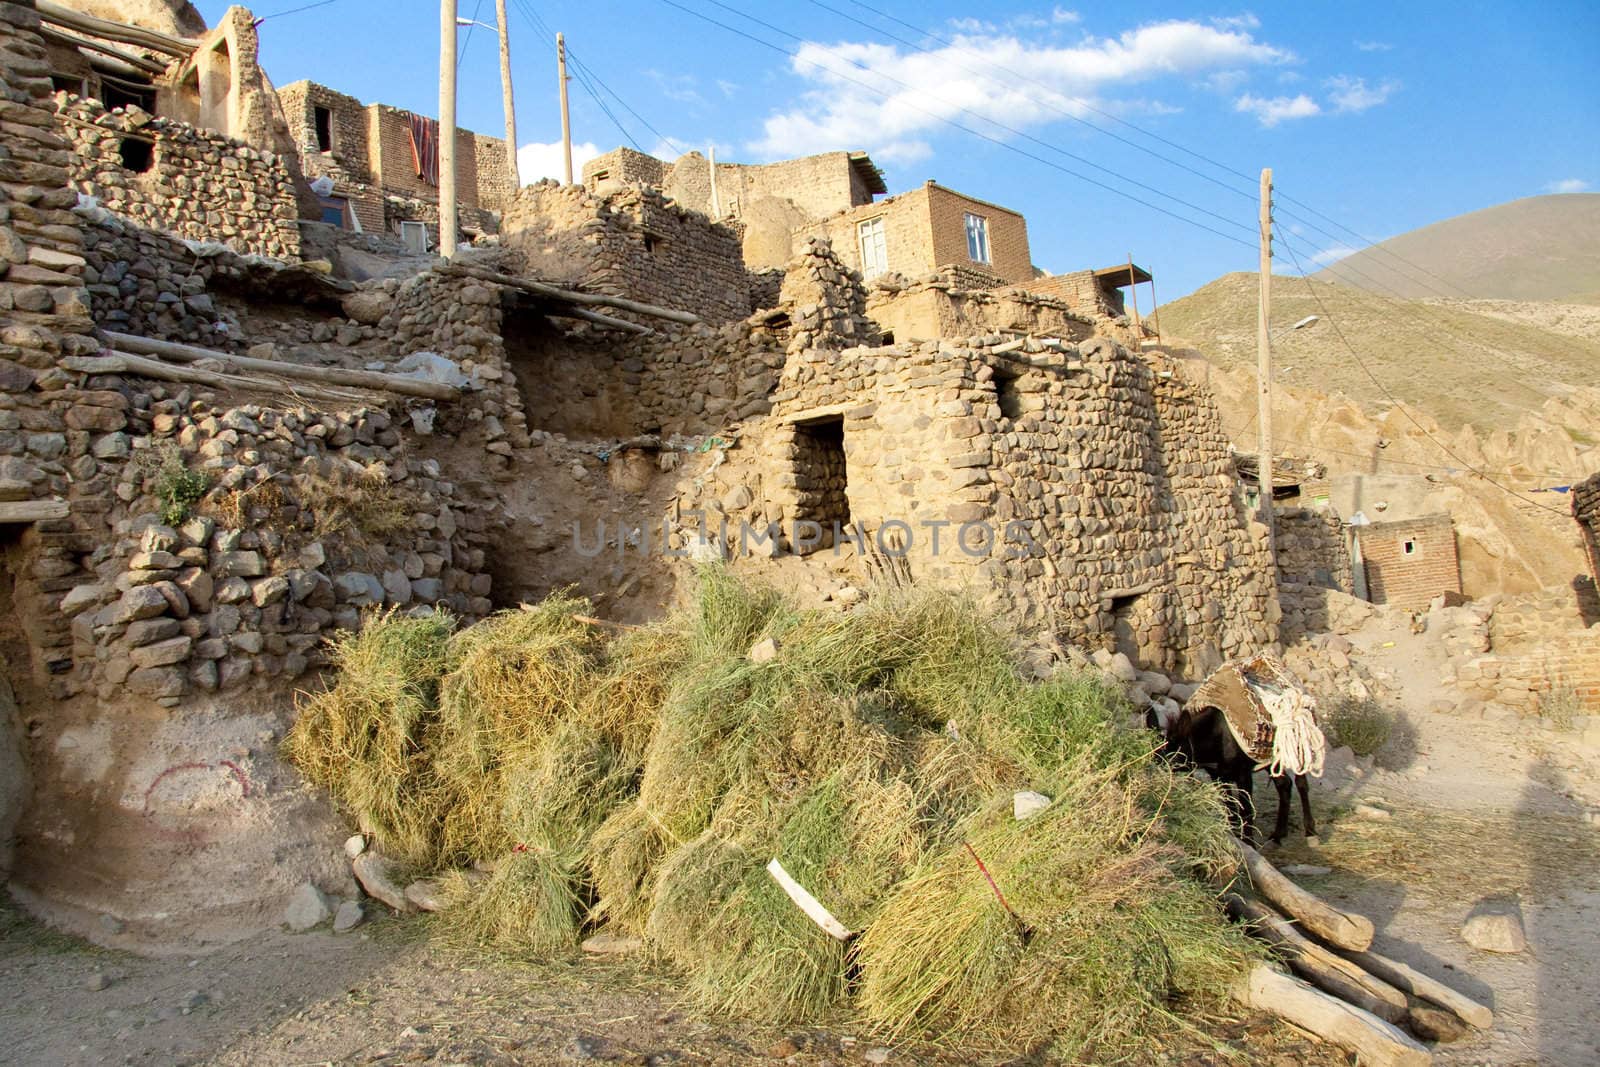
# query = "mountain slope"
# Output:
<box><xmin>1311</xmin><ymin>194</ymin><xmax>1600</xmax><ymax>303</ymax></box>
<box><xmin>1156</xmin><ymin>272</ymin><xmax>1600</xmax><ymax>433</ymax></box>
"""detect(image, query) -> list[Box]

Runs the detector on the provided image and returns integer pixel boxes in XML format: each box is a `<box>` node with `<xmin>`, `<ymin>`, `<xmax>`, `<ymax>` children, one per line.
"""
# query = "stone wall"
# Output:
<box><xmin>1276</xmin><ymin>507</ymin><xmax>1353</xmax><ymax>592</ymax></box>
<box><xmin>502</xmin><ymin>182</ymin><xmax>753</xmax><ymax>325</ymax></box>
<box><xmin>1575</xmin><ymin>471</ymin><xmax>1600</xmax><ymax>585</ymax></box>
<box><xmin>274</xmin><ymin>79</ymin><xmax>384</xmax><ymax>233</ymax></box>
<box><xmin>54</xmin><ymin>93</ymin><xmax>301</xmax><ymax>260</ymax></box>
<box><xmin>1022</xmin><ymin>270</ymin><xmax>1126</xmax><ymax>318</ymax></box>
<box><xmin>736</xmin><ymin>334</ymin><xmax>1277</xmax><ymax>675</ymax></box>
<box><xmin>1355</xmin><ymin>513</ymin><xmax>1461</xmax><ymax>610</ymax></box>
<box><xmin>865</xmin><ymin>270</ymin><xmax>1095</xmax><ymax>344</ymax></box>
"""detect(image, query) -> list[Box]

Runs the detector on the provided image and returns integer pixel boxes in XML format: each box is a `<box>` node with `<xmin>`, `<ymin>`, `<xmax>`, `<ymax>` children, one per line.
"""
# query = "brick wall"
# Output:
<box><xmin>806</xmin><ymin>185</ymin><xmax>935</xmax><ymax>282</ymax></box>
<box><xmin>925</xmin><ymin>183</ymin><xmax>1031</xmax><ymax>285</ymax></box>
<box><xmin>1356</xmin><ymin>514</ymin><xmax>1461</xmax><ymax>610</ymax></box>
<box><xmin>1021</xmin><ymin>270</ymin><xmax>1125</xmax><ymax>317</ymax></box>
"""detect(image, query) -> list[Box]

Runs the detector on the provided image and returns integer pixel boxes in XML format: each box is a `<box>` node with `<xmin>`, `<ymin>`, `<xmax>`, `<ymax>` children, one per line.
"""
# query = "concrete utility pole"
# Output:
<box><xmin>495</xmin><ymin>0</ymin><xmax>519</xmax><ymax>187</ymax></box>
<box><xmin>557</xmin><ymin>31</ymin><xmax>573</xmax><ymax>184</ymax></box>
<box><xmin>438</xmin><ymin>0</ymin><xmax>458</xmax><ymax>259</ymax></box>
<box><xmin>1257</xmin><ymin>167</ymin><xmax>1276</xmax><ymax>557</ymax></box>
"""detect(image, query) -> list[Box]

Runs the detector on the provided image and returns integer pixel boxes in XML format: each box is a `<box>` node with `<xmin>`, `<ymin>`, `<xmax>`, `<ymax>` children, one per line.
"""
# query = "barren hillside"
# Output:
<box><xmin>1157</xmin><ymin>272</ymin><xmax>1600</xmax><ymax>433</ymax></box>
<box><xmin>1312</xmin><ymin>193</ymin><xmax>1600</xmax><ymax>303</ymax></box>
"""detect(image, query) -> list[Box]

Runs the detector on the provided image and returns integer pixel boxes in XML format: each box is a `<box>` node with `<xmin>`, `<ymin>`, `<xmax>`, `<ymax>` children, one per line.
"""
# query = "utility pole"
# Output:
<box><xmin>438</xmin><ymin>0</ymin><xmax>458</xmax><ymax>259</ymax></box>
<box><xmin>494</xmin><ymin>0</ymin><xmax>518</xmax><ymax>187</ymax></box>
<box><xmin>1126</xmin><ymin>254</ymin><xmax>1141</xmax><ymax>335</ymax></box>
<box><xmin>1257</xmin><ymin>167</ymin><xmax>1276</xmax><ymax>557</ymax></box>
<box><xmin>556</xmin><ymin>31</ymin><xmax>573</xmax><ymax>184</ymax></box>
<box><xmin>708</xmin><ymin>144</ymin><xmax>721</xmax><ymax>217</ymax></box>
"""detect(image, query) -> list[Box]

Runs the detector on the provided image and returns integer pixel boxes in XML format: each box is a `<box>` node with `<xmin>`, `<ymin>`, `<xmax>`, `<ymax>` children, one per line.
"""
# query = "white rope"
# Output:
<box><xmin>1254</xmin><ymin>682</ymin><xmax>1327</xmax><ymax>778</ymax></box>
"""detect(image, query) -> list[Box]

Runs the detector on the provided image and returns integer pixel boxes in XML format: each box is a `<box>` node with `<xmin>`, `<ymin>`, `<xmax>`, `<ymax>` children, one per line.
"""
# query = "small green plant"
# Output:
<box><xmin>1539</xmin><ymin>683</ymin><xmax>1582</xmax><ymax>731</ymax></box>
<box><xmin>1325</xmin><ymin>696</ymin><xmax>1394</xmax><ymax>757</ymax></box>
<box><xmin>141</xmin><ymin>444</ymin><xmax>210</xmax><ymax>526</ymax></box>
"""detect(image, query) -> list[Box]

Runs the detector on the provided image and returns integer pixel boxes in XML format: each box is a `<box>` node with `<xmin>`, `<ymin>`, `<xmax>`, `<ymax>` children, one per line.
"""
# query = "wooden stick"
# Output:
<box><xmin>102</xmin><ymin>332</ymin><xmax>460</xmax><ymax>401</ymax></box>
<box><xmin>569</xmin><ymin>613</ymin><xmax>642</xmax><ymax>631</ymax></box>
<box><xmin>553</xmin><ymin>306</ymin><xmax>654</xmax><ymax>335</ymax></box>
<box><xmin>39</xmin><ymin>26</ymin><xmax>169</xmax><ymax>76</ymax></box>
<box><xmin>439</xmin><ymin>262</ymin><xmax>701</xmax><ymax>324</ymax></box>
<box><xmin>1228</xmin><ymin>894</ymin><xmax>1408</xmax><ymax>1023</ymax></box>
<box><xmin>1238</xmin><ymin>839</ymin><xmax>1374</xmax><ymax>951</ymax></box>
<box><xmin>766</xmin><ymin>859</ymin><xmax>852</xmax><ymax>941</ymax></box>
<box><xmin>64</xmin><ymin>353</ymin><xmax>371</xmax><ymax>406</ymax></box>
<box><xmin>1337</xmin><ymin>946</ymin><xmax>1493</xmax><ymax>1030</ymax></box>
<box><xmin>1235</xmin><ymin>964</ymin><xmax>1432</xmax><ymax>1067</ymax></box>
<box><xmin>0</xmin><ymin>500</ymin><xmax>69</xmax><ymax>523</ymax></box>
<box><xmin>36</xmin><ymin>0</ymin><xmax>197</xmax><ymax>57</ymax></box>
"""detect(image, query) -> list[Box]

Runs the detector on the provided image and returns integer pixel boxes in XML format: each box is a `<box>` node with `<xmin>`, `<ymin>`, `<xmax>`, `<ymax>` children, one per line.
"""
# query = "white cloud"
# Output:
<box><xmin>518</xmin><ymin>140</ymin><xmax>601</xmax><ymax>184</ymax></box>
<box><xmin>1310</xmin><ymin>243</ymin><xmax>1361</xmax><ymax>265</ymax></box>
<box><xmin>1234</xmin><ymin>92</ymin><xmax>1320</xmax><ymax>126</ymax></box>
<box><xmin>749</xmin><ymin>20</ymin><xmax>1294</xmax><ymax>162</ymax></box>
<box><xmin>1052</xmin><ymin>7</ymin><xmax>1081</xmax><ymax>24</ymax></box>
<box><xmin>1545</xmin><ymin>178</ymin><xmax>1592</xmax><ymax>194</ymax></box>
<box><xmin>1326</xmin><ymin>75</ymin><xmax>1398</xmax><ymax>113</ymax></box>
<box><xmin>1355</xmin><ymin>40</ymin><xmax>1393</xmax><ymax>52</ymax></box>
<box><xmin>645</xmin><ymin>69</ymin><xmax>703</xmax><ymax>106</ymax></box>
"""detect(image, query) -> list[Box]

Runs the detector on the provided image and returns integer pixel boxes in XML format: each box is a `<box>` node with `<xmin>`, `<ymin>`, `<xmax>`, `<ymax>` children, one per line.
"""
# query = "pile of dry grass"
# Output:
<box><xmin>286</xmin><ymin>568</ymin><xmax>1254</xmax><ymax>1060</ymax></box>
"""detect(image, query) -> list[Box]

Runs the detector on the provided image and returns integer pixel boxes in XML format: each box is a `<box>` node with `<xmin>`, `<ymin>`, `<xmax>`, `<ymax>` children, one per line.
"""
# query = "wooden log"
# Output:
<box><xmin>1238</xmin><ymin>839</ymin><xmax>1374</xmax><ymax>951</ymax></box>
<box><xmin>766</xmin><ymin>859</ymin><xmax>852</xmax><ymax>941</ymax></box>
<box><xmin>64</xmin><ymin>353</ymin><xmax>368</xmax><ymax>406</ymax></box>
<box><xmin>439</xmin><ymin>262</ymin><xmax>701</xmax><ymax>324</ymax></box>
<box><xmin>36</xmin><ymin>1</ymin><xmax>197</xmax><ymax>57</ymax></box>
<box><xmin>1228</xmin><ymin>894</ymin><xmax>1409</xmax><ymax>1023</ymax></box>
<box><xmin>0</xmin><ymin>500</ymin><xmax>69</xmax><ymax>523</ymax></box>
<box><xmin>1235</xmin><ymin>964</ymin><xmax>1432</xmax><ymax>1067</ymax></box>
<box><xmin>552</xmin><ymin>306</ymin><xmax>654</xmax><ymax>335</ymax></box>
<box><xmin>101</xmin><ymin>332</ymin><xmax>460</xmax><ymax>401</ymax></box>
<box><xmin>39</xmin><ymin>26</ymin><xmax>169</xmax><ymax>76</ymax></box>
<box><xmin>1338</xmin><ymin>945</ymin><xmax>1494</xmax><ymax>1030</ymax></box>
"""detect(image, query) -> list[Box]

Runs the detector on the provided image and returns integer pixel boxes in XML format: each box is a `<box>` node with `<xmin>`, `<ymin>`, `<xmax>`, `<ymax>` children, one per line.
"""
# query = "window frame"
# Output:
<box><xmin>857</xmin><ymin>216</ymin><xmax>888</xmax><ymax>278</ymax></box>
<box><xmin>964</xmin><ymin>211</ymin><xmax>991</xmax><ymax>265</ymax></box>
<box><xmin>313</xmin><ymin>105</ymin><xmax>334</xmax><ymax>153</ymax></box>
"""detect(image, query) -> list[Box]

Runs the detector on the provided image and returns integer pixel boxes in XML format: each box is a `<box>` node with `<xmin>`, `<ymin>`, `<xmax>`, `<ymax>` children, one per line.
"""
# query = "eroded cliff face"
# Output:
<box><xmin>55</xmin><ymin>0</ymin><xmax>208</xmax><ymax>38</ymax></box>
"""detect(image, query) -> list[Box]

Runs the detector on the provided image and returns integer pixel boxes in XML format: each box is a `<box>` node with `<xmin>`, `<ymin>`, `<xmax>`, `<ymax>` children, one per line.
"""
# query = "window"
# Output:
<box><xmin>964</xmin><ymin>212</ymin><xmax>990</xmax><ymax>264</ymax></box>
<box><xmin>591</xmin><ymin>168</ymin><xmax>610</xmax><ymax>182</ymax></box>
<box><xmin>400</xmin><ymin>220</ymin><xmax>428</xmax><ymax>253</ymax></box>
<box><xmin>313</xmin><ymin>106</ymin><xmax>333</xmax><ymax>152</ymax></box>
<box><xmin>118</xmin><ymin>137</ymin><xmax>154</xmax><ymax>173</ymax></box>
<box><xmin>857</xmin><ymin>216</ymin><xmax>887</xmax><ymax>278</ymax></box>
<box><xmin>992</xmin><ymin>363</ymin><xmax>1024</xmax><ymax>419</ymax></box>
<box><xmin>1402</xmin><ymin>538</ymin><xmax>1418</xmax><ymax>557</ymax></box>
<box><xmin>316</xmin><ymin>195</ymin><xmax>352</xmax><ymax>228</ymax></box>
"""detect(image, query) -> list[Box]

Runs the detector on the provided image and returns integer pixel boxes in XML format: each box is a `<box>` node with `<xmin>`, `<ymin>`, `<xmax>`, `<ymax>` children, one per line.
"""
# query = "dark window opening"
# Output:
<box><xmin>314</xmin><ymin>106</ymin><xmax>334</xmax><ymax>151</ymax></box>
<box><xmin>591</xmin><ymin>168</ymin><xmax>610</xmax><ymax>182</ymax></box>
<box><xmin>880</xmin><ymin>330</ymin><xmax>894</xmax><ymax>345</ymax></box>
<box><xmin>101</xmin><ymin>80</ymin><xmax>156</xmax><ymax>114</ymax></box>
<box><xmin>791</xmin><ymin>417</ymin><xmax>850</xmax><ymax>554</ymax></box>
<box><xmin>1402</xmin><ymin>539</ymin><xmax>1418</xmax><ymax>556</ymax></box>
<box><xmin>1110</xmin><ymin>594</ymin><xmax>1141</xmax><ymax>665</ymax></box>
<box><xmin>643</xmin><ymin>235</ymin><xmax>658</xmax><ymax>255</ymax></box>
<box><xmin>993</xmin><ymin>364</ymin><xmax>1024</xmax><ymax>420</ymax></box>
<box><xmin>118</xmin><ymin>137</ymin><xmax>154</xmax><ymax>173</ymax></box>
<box><xmin>50</xmin><ymin>75</ymin><xmax>83</xmax><ymax>95</ymax></box>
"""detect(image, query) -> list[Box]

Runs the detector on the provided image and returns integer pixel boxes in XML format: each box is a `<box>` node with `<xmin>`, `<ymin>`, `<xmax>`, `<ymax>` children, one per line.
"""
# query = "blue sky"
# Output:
<box><xmin>210</xmin><ymin>1</ymin><xmax>1599</xmax><ymax>298</ymax></box>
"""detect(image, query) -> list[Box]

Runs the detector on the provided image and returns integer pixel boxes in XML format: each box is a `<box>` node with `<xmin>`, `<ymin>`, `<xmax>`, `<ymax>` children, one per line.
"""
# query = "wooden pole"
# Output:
<box><xmin>1148</xmin><ymin>268</ymin><xmax>1163</xmax><ymax>343</ymax></box>
<box><xmin>1257</xmin><ymin>167</ymin><xmax>1276</xmax><ymax>555</ymax></box>
<box><xmin>1126</xmin><ymin>254</ymin><xmax>1141</xmax><ymax>334</ymax></box>
<box><xmin>494</xmin><ymin>0</ymin><xmax>519</xmax><ymax>188</ymax></box>
<box><xmin>1227</xmin><ymin>894</ymin><xmax>1409</xmax><ymax>1023</ymax></box>
<box><xmin>1234</xmin><ymin>965</ymin><xmax>1433</xmax><ymax>1067</ymax></box>
<box><xmin>1335</xmin><ymin>946</ymin><xmax>1494</xmax><ymax>1030</ymax></box>
<box><xmin>708</xmin><ymin>144</ymin><xmax>721</xmax><ymax>218</ymax></box>
<box><xmin>557</xmin><ymin>32</ymin><xmax>573</xmax><ymax>185</ymax></box>
<box><xmin>1237</xmin><ymin>839</ymin><xmax>1374</xmax><ymax>951</ymax></box>
<box><xmin>35</xmin><ymin>0</ymin><xmax>197</xmax><ymax>57</ymax></box>
<box><xmin>439</xmin><ymin>0</ymin><xmax>460</xmax><ymax>259</ymax></box>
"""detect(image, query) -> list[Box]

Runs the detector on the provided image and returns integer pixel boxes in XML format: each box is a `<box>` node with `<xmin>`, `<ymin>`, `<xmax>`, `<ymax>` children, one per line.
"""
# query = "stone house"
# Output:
<box><xmin>1351</xmin><ymin>513</ymin><xmax>1462</xmax><ymax>610</ymax></box>
<box><xmin>275</xmin><ymin>80</ymin><xmax>514</xmax><ymax>247</ymax></box>
<box><xmin>1575</xmin><ymin>472</ymin><xmax>1600</xmax><ymax>586</ymax></box>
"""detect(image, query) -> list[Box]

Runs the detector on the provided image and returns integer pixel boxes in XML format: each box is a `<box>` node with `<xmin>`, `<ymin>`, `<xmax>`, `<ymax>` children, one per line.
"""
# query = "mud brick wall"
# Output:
<box><xmin>502</xmin><ymin>183</ymin><xmax>753</xmax><ymax>325</ymax></box>
<box><xmin>583</xmin><ymin>146</ymin><xmax>669</xmax><ymax>189</ymax></box>
<box><xmin>806</xmin><ymin>184</ymin><xmax>936</xmax><ymax>283</ymax></box>
<box><xmin>1021</xmin><ymin>270</ymin><xmax>1126</xmax><ymax>318</ymax></box>
<box><xmin>54</xmin><ymin>94</ymin><xmax>301</xmax><ymax>261</ymax></box>
<box><xmin>746</xmin><ymin>335</ymin><xmax>1277</xmax><ymax>676</ymax></box>
<box><xmin>1453</xmin><ymin>634</ymin><xmax>1600</xmax><ymax>714</ymax></box>
<box><xmin>1356</xmin><ymin>514</ymin><xmax>1461</xmax><ymax>611</ymax></box>
<box><xmin>1276</xmin><ymin>507</ymin><xmax>1353</xmax><ymax>593</ymax></box>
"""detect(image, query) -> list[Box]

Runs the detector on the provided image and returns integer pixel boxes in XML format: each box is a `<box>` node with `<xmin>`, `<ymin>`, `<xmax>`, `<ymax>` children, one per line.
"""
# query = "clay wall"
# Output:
<box><xmin>865</xmin><ymin>271</ymin><xmax>1095</xmax><ymax>344</ymax></box>
<box><xmin>1021</xmin><ymin>270</ymin><xmax>1126</xmax><ymax>318</ymax></box>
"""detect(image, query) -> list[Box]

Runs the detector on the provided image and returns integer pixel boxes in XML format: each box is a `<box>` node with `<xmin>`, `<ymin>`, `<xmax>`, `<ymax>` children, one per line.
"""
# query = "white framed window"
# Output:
<box><xmin>857</xmin><ymin>216</ymin><xmax>887</xmax><ymax>278</ymax></box>
<box><xmin>964</xmin><ymin>212</ymin><xmax>990</xmax><ymax>264</ymax></box>
<box><xmin>400</xmin><ymin>220</ymin><xmax>429</xmax><ymax>254</ymax></box>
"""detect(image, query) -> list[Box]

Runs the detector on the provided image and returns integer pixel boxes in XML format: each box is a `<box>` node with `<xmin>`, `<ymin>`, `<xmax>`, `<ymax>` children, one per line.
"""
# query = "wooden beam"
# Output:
<box><xmin>1228</xmin><ymin>894</ymin><xmax>1409</xmax><ymax>1024</ymax></box>
<box><xmin>1238</xmin><ymin>839</ymin><xmax>1374</xmax><ymax>951</ymax></box>
<box><xmin>0</xmin><ymin>500</ymin><xmax>69</xmax><ymax>523</ymax></box>
<box><xmin>39</xmin><ymin>26</ymin><xmax>169</xmax><ymax>76</ymax></box>
<box><xmin>65</xmin><ymin>352</ymin><xmax>373</xmax><ymax>406</ymax></box>
<box><xmin>439</xmin><ymin>262</ymin><xmax>701</xmax><ymax>324</ymax></box>
<box><xmin>36</xmin><ymin>1</ymin><xmax>197</xmax><ymax>58</ymax></box>
<box><xmin>1336</xmin><ymin>945</ymin><xmax>1493</xmax><ymax>1030</ymax></box>
<box><xmin>1234</xmin><ymin>965</ymin><xmax>1433</xmax><ymax>1067</ymax></box>
<box><xmin>553</xmin><ymin>306</ymin><xmax>653</xmax><ymax>335</ymax></box>
<box><xmin>101</xmin><ymin>332</ymin><xmax>460</xmax><ymax>401</ymax></box>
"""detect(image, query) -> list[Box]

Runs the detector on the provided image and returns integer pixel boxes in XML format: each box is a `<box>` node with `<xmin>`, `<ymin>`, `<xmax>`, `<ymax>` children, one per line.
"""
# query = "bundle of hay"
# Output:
<box><xmin>286</xmin><ymin>569</ymin><xmax>1255</xmax><ymax>1060</ymax></box>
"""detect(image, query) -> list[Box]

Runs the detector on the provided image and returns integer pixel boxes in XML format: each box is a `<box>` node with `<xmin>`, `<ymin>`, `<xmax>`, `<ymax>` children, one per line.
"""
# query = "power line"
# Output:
<box><xmin>458</xmin><ymin>0</ymin><xmax>486</xmax><ymax>63</ymax></box>
<box><xmin>567</xmin><ymin>46</ymin><xmax>690</xmax><ymax>157</ymax></box>
<box><xmin>650</xmin><ymin>0</ymin><xmax>1258</xmax><ymax>250</ymax></box>
<box><xmin>256</xmin><ymin>0</ymin><xmax>344</xmax><ymax>21</ymax></box>
<box><xmin>1274</xmin><ymin>230</ymin><xmax>1571</xmax><ymax>516</ymax></box>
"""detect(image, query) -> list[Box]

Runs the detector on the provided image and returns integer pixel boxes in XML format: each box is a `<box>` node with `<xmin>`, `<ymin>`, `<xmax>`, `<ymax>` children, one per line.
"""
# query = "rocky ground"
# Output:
<box><xmin>3</xmin><ymin>603</ymin><xmax>1598</xmax><ymax>1066</ymax></box>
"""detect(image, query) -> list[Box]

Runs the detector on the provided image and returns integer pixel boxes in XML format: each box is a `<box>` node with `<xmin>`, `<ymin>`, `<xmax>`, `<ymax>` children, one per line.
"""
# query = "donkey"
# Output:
<box><xmin>1151</xmin><ymin>703</ymin><xmax>1317</xmax><ymax>846</ymax></box>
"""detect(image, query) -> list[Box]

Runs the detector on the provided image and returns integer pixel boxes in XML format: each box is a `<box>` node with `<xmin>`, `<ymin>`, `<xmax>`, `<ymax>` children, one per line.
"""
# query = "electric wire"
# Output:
<box><xmin>650</xmin><ymin>0</ymin><xmax>1258</xmax><ymax>250</ymax></box>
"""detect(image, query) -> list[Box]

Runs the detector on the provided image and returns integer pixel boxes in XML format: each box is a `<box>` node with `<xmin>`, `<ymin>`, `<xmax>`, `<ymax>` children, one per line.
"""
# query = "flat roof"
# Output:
<box><xmin>848</xmin><ymin>151</ymin><xmax>888</xmax><ymax>195</ymax></box>
<box><xmin>1094</xmin><ymin>263</ymin><xmax>1153</xmax><ymax>286</ymax></box>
